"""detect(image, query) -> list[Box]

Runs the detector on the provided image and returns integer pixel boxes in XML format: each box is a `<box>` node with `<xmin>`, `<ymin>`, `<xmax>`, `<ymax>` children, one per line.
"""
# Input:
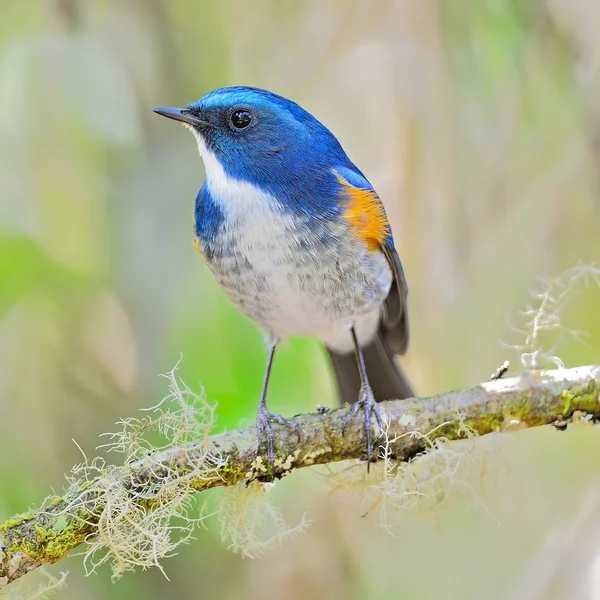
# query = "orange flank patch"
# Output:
<box><xmin>338</xmin><ymin>177</ymin><xmax>390</xmax><ymax>251</ymax></box>
<box><xmin>193</xmin><ymin>236</ymin><xmax>205</xmax><ymax>261</ymax></box>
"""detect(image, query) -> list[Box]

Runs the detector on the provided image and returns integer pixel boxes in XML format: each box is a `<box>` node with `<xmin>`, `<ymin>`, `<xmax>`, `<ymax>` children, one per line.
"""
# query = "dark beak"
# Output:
<box><xmin>153</xmin><ymin>107</ymin><xmax>207</xmax><ymax>127</ymax></box>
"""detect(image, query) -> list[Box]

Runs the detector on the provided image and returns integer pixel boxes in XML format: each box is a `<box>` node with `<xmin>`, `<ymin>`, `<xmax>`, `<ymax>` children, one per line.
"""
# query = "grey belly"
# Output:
<box><xmin>202</xmin><ymin>218</ymin><xmax>392</xmax><ymax>343</ymax></box>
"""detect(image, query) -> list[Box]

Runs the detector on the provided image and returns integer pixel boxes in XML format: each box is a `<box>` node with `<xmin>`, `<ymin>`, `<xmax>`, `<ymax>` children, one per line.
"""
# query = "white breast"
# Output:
<box><xmin>192</xmin><ymin>132</ymin><xmax>325</xmax><ymax>332</ymax></box>
<box><xmin>191</xmin><ymin>130</ymin><xmax>389</xmax><ymax>352</ymax></box>
<box><xmin>193</xmin><ymin>131</ymin><xmax>299</xmax><ymax>267</ymax></box>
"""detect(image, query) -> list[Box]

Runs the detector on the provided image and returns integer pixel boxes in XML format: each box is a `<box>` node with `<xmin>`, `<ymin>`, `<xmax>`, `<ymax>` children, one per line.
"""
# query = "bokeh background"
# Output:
<box><xmin>2</xmin><ymin>0</ymin><xmax>600</xmax><ymax>598</ymax></box>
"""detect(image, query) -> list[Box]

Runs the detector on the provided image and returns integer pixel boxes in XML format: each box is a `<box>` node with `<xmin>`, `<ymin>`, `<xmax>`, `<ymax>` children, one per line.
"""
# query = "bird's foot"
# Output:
<box><xmin>342</xmin><ymin>384</ymin><xmax>385</xmax><ymax>465</ymax></box>
<box><xmin>255</xmin><ymin>404</ymin><xmax>300</xmax><ymax>471</ymax></box>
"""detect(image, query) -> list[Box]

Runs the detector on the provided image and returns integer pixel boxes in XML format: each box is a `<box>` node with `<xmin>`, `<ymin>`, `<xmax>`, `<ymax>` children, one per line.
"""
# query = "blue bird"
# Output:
<box><xmin>154</xmin><ymin>87</ymin><xmax>414</xmax><ymax>465</ymax></box>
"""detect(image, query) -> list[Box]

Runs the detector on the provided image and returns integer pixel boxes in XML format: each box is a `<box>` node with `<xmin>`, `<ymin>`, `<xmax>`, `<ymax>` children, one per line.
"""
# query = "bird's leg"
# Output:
<box><xmin>255</xmin><ymin>344</ymin><xmax>300</xmax><ymax>469</ymax></box>
<box><xmin>342</xmin><ymin>327</ymin><xmax>385</xmax><ymax>465</ymax></box>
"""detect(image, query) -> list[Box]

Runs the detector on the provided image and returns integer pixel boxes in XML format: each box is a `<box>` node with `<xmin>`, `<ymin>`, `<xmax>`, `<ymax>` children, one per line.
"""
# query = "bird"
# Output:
<box><xmin>153</xmin><ymin>86</ymin><xmax>414</xmax><ymax>466</ymax></box>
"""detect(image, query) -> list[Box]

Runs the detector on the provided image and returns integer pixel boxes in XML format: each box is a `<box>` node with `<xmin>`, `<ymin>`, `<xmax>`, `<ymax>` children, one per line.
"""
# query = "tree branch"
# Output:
<box><xmin>1</xmin><ymin>365</ymin><xmax>599</xmax><ymax>587</ymax></box>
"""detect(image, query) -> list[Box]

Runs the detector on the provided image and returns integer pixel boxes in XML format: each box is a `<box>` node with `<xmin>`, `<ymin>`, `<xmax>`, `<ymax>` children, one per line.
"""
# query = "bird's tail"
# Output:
<box><xmin>327</xmin><ymin>331</ymin><xmax>414</xmax><ymax>405</ymax></box>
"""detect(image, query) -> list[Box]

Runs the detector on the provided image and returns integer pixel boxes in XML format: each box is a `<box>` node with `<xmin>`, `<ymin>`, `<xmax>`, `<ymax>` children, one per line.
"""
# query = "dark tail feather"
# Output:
<box><xmin>327</xmin><ymin>332</ymin><xmax>415</xmax><ymax>406</ymax></box>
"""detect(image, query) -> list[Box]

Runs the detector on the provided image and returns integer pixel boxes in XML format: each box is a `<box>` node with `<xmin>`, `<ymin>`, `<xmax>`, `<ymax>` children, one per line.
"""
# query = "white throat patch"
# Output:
<box><xmin>188</xmin><ymin>127</ymin><xmax>279</xmax><ymax>221</ymax></box>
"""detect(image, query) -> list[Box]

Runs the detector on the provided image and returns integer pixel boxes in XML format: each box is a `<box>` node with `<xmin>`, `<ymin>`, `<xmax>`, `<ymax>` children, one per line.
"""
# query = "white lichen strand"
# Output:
<box><xmin>504</xmin><ymin>262</ymin><xmax>600</xmax><ymax>372</ymax></box>
<box><xmin>322</xmin><ymin>413</ymin><xmax>501</xmax><ymax>532</ymax></box>
<box><xmin>47</xmin><ymin>366</ymin><xmax>225</xmax><ymax>580</ymax></box>
<box><xmin>218</xmin><ymin>481</ymin><xmax>310</xmax><ymax>559</ymax></box>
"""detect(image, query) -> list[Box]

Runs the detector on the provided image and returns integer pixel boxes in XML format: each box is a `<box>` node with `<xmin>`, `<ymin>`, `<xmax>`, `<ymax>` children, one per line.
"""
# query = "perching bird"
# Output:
<box><xmin>154</xmin><ymin>87</ymin><xmax>414</xmax><ymax>464</ymax></box>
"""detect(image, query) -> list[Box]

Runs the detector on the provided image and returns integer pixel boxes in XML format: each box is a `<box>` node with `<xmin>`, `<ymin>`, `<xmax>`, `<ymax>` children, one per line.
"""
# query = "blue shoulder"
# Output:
<box><xmin>334</xmin><ymin>165</ymin><xmax>376</xmax><ymax>193</ymax></box>
<box><xmin>194</xmin><ymin>184</ymin><xmax>225</xmax><ymax>261</ymax></box>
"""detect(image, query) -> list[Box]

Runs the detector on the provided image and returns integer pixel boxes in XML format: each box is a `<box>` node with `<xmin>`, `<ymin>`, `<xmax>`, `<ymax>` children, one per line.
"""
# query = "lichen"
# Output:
<box><xmin>504</xmin><ymin>262</ymin><xmax>600</xmax><ymax>371</ymax></box>
<box><xmin>0</xmin><ymin>513</ymin><xmax>37</xmax><ymax>534</ymax></box>
<box><xmin>302</xmin><ymin>447</ymin><xmax>330</xmax><ymax>466</ymax></box>
<box><xmin>219</xmin><ymin>481</ymin><xmax>310</xmax><ymax>558</ymax></box>
<box><xmin>404</xmin><ymin>405</ymin><xmax>425</xmax><ymax>417</ymax></box>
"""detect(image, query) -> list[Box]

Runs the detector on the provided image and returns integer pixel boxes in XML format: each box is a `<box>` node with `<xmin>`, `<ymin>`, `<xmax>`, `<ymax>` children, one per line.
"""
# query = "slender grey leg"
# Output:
<box><xmin>259</xmin><ymin>344</ymin><xmax>277</xmax><ymax>409</ymax></box>
<box><xmin>342</xmin><ymin>327</ymin><xmax>385</xmax><ymax>464</ymax></box>
<box><xmin>255</xmin><ymin>344</ymin><xmax>299</xmax><ymax>467</ymax></box>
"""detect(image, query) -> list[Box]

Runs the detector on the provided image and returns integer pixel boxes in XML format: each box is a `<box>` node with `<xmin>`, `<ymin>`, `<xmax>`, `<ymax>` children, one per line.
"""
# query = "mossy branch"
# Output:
<box><xmin>1</xmin><ymin>365</ymin><xmax>600</xmax><ymax>588</ymax></box>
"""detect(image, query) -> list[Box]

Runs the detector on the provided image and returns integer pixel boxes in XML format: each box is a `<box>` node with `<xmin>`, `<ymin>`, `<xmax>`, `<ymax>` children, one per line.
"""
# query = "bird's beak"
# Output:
<box><xmin>153</xmin><ymin>107</ymin><xmax>208</xmax><ymax>127</ymax></box>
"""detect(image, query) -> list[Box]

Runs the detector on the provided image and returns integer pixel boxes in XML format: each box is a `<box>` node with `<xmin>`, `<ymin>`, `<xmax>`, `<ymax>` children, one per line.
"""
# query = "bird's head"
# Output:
<box><xmin>154</xmin><ymin>86</ymin><xmax>351</xmax><ymax>191</ymax></box>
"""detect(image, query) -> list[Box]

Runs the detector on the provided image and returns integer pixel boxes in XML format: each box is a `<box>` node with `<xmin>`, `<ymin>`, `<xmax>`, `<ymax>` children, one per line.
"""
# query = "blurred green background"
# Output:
<box><xmin>2</xmin><ymin>0</ymin><xmax>600</xmax><ymax>598</ymax></box>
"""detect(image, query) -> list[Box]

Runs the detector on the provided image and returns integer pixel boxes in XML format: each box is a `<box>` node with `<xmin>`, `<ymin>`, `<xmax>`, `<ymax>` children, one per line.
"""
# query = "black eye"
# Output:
<box><xmin>230</xmin><ymin>109</ymin><xmax>253</xmax><ymax>129</ymax></box>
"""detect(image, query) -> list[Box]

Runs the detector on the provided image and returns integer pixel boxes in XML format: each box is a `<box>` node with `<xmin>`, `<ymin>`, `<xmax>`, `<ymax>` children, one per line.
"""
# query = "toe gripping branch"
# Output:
<box><xmin>254</xmin><ymin>329</ymin><xmax>385</xmax><ymax>475</ymax></box>
<box><xmin>255</xmin><ymin>405</ymin><xmax>300</xmax><ymax>469</ymax></box>
<box><xmin>342</xmin><ymin>326</ymin><xmax>385</xmax><ymax>465</ymax></box>
<box><xmin>254</xmin><ymin>343</ymin><xmax>300</xmax><ymax>475</ymax></box>
<box><xmin>342</xmin><ymin>384</ymin><xmax>384</xmax><ymax>465</ymax></box>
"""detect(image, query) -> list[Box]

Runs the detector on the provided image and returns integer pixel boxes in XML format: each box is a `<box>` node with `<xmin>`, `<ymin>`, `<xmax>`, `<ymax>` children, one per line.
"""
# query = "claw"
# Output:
<box><xmin>342</xmin><ymin>384</ymin><xmax>384</xmax><ymax>465</ymax></box>
<box><xmin>255</xmin><ymin>404</ymin><xmax>300</xmax><ymax>471</ymax></box>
